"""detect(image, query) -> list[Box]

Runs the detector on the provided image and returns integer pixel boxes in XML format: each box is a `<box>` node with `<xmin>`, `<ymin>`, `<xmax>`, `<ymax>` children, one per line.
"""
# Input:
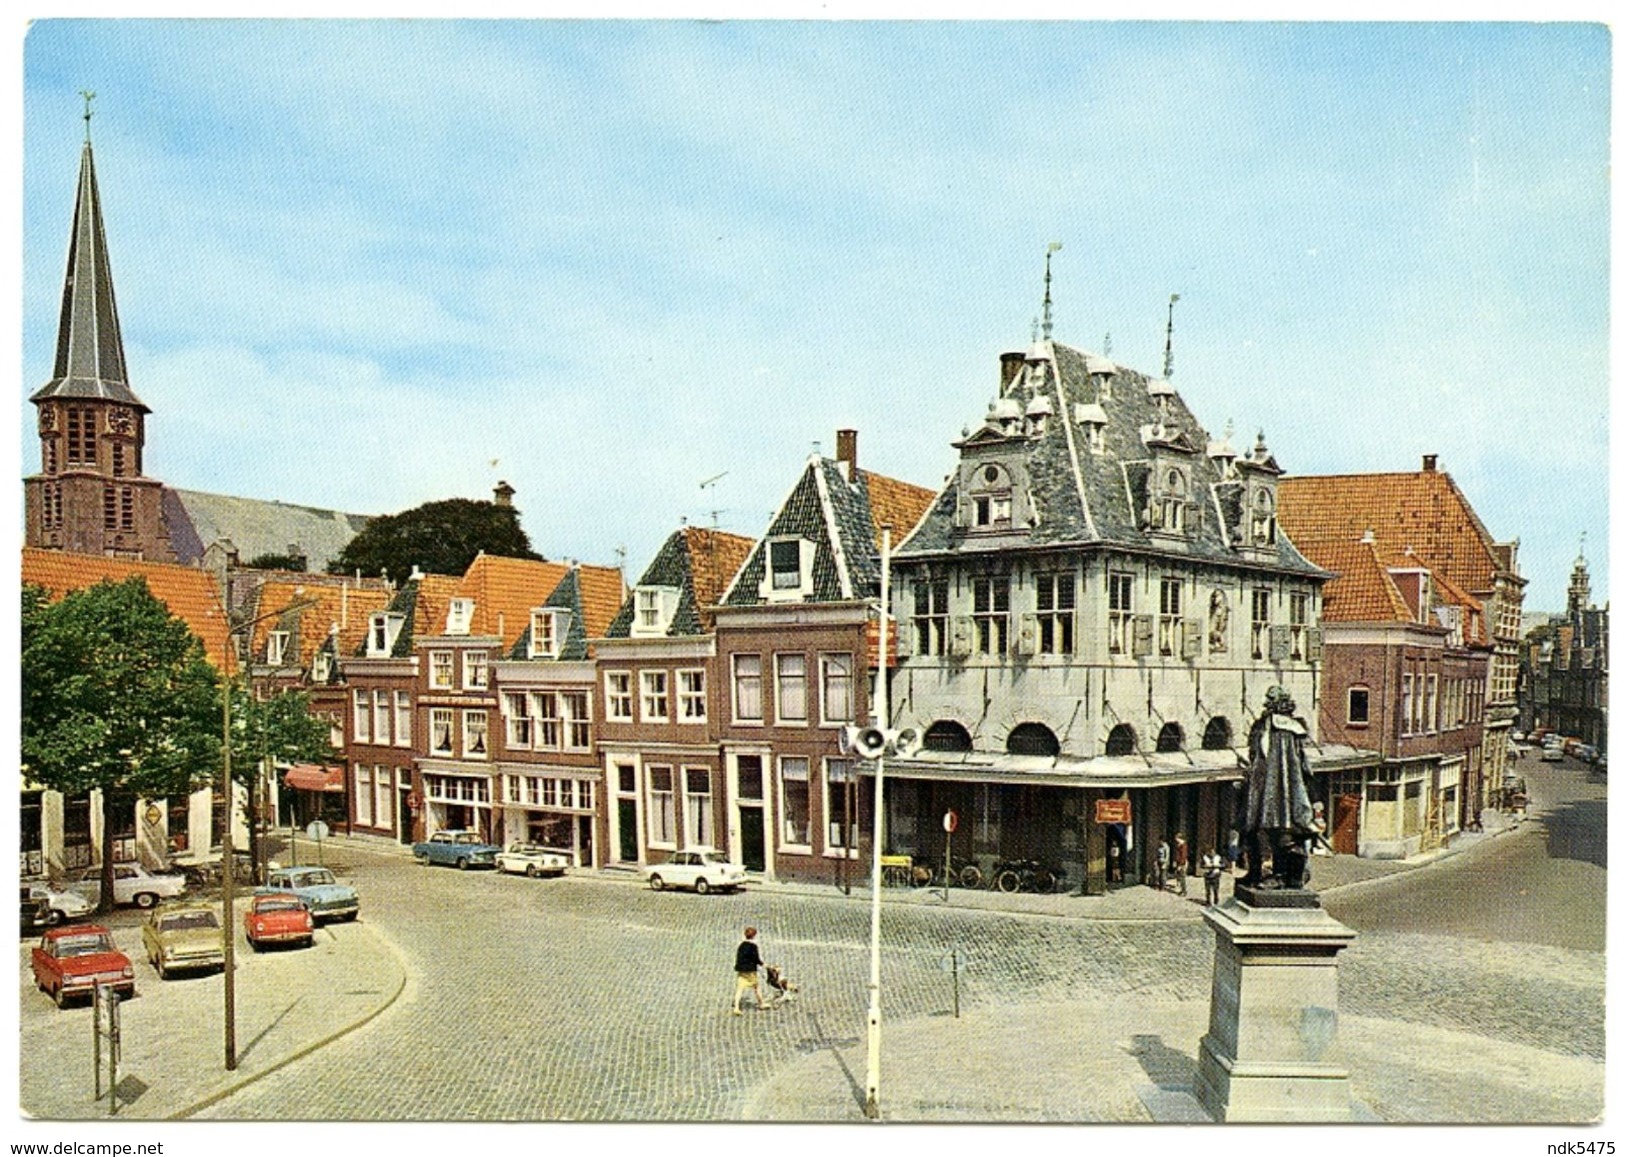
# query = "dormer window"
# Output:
<box><xmin>1075</xmin><ymin>403</ymin><xmax>1108</xmax><ymax>453</ymax></box>
<box><xmin>266</xmin><ymin>631</ymin><xmax>290</xmax><ymax>668</ymax></box>
<box><xmin>1152</xmin><ymin>469</ymin><xmax>1188</xmax><ymax>534</ymax></box>
<box><xmin>446</xmin><ymin>598</ymin><xmax>474</xmax><ymax>635</ymax></box>
<box><xmin>529</xmin><ymin>608</ymin><xmax>572</xmax><ymax>659</ymax></box>
<box><xmin>368</xmin><ymin>612</ymin><xmax>405</xmax><ymax>658</ymax></box>
<box><xmin>1085</xmin><ymin>355</ymin><xmax>1116</xmax><ymax>401</ymax></box>
<box><xmin>630</xmin><ymin>585</ymin><xmax>681</xmax><ymax>637</ymax></box>
<box><xmin>966</xmin><ymin>463</ymin><xmax>1014</xmax><ymax>531</ymax></box>
<box><xmin>759</xmin><ymin>538</ymin><xmax>815</xmax><ymax>603</ymax></box>
<box><xmin>1250</xmin><ymin>489</ymin><xmax>1277</xmax><ymax>546</ymax></box>
<box><xmin>312</xmin><ymin>652</ymin><xmax>333</xmax><ymax>683</ymax></box>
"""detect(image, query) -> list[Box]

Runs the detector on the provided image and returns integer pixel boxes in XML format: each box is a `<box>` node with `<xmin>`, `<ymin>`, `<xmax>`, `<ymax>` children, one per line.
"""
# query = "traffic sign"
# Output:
<box><xmin>943</xmin><ymin>809</ymin><xmax>959</xmax><ymax>833</ymax></box>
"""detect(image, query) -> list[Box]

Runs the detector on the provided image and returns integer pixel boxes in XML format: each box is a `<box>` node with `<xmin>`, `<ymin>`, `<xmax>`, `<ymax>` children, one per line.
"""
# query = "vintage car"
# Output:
<box><xmin>494</xmin><ymin>842</ymin><xmax>569</xmax><ymax>878</ymax></box>
<box><xmin>244</xmin><ymin>891</ymin><xmax>315</xmax><ymax>950</ymax></box>
<box><xmin>32</xmin><ymin>924</ymin><xmax>135</xmax><ymax>1007</ymax></box>
<box><xmin>21</xmin><ymin>885</ymin><xmax>52</xmax><ymax>934</ymax></box>
<box><xmin>140</xmin><ymin>903</ymin><xmax>226</xmax><ymax>979</ymax></box>
<box><xmin>643</xmin><ymin>846</ymin><xmax>748</xmax><ymax>895</ymax></box>
<box><xmin>1541</xmin><ymin>741</ymin><xmax>1566</xmax><ymax>762</ymax></box>
<box><xmin>29</xmin><ymin>883</ymin><xmax>95</xmax><ymax>926</ymax></box>
<box><xmin>69</xmin><ymin>862</ymin><xmax>188</xmax><ymax>909</ymax></box>
<box><xmin>263</xmin><ymin>866</ymin><xmax>359</xmax><ymax>922</ymax></box>
<box><xmin>412</xmin><ymin>830</ymin><xmax>502</xmax><ymax>869</ymax></box>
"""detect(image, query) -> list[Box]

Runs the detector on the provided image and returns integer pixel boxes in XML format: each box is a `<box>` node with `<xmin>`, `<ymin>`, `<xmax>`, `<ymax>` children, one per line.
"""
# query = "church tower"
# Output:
<box><xmin>25</xmin><ymin>102</ymin><xmax>173</xmax><ymax>561</ymax></box>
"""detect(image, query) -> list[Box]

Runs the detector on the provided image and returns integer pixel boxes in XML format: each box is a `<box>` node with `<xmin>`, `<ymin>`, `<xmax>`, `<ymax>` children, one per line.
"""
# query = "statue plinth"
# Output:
<box><xmin>1195</xmin><ymin>897</ymin><xmax>1357</xmax><ymax>1123</ymax></box>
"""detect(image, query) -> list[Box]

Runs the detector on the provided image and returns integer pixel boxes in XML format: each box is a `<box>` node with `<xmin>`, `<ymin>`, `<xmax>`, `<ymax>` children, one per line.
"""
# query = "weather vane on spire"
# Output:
<box><xmin>1042</xmin><ymin>241</ymin><xmax>1062</xmax><ymax>340</ymax></box>
<box><xmin>1164</xmin><ymin>293</ymin><xmax>1181</xmax><ymax>378</ymax></box>
<box><xmin>80</xmin><ymin>90</ymin><xmax>96</xmax><ymax>141</ymax></box>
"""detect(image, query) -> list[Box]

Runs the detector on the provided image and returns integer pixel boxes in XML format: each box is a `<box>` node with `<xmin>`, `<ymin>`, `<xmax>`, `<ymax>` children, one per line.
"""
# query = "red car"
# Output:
<box><xmin>244</xmin><ymin>891</ymin><xmax>315</xmax><ymax>951</ymax></box>
<box><xmin>31</xmin><ymin>924</ymin><xmax>136</xmax><ymax>1008</ymax></box>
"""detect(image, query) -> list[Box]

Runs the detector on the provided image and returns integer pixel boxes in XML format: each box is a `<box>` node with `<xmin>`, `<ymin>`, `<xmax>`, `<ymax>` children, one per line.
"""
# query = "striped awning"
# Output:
<box><xmin>284</xmin><ymin>763</ymin><xmax>345</xmax><ymax>793</ymax></box>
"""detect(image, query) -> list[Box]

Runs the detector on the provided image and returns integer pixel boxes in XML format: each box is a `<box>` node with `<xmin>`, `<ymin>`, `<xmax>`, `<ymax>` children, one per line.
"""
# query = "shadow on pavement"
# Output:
<box><xmin>1540</xmin><ymin>797</ymin><xmax>1607</xmax><ymax>869</ymax></box>
<box><xmin>1127</xmin><ymin>1033</ymin><xmax>1195</xmax><ymax>1091</ymax></box>
<box><xmin>240</xmin><ymin>997</ymin><xmax>303</xmax><ymax>1063</ymax></box>
<box><xmin>803</xmin><ymin>1010</ymin><xmax>866</xmax><ymax>1112</ymax></box>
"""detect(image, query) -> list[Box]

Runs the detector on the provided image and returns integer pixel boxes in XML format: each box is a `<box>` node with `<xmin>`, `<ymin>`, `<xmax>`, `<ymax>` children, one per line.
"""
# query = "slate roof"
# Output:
<box><xmin>30</xmin><ymin>140</ymin><xmax>143</xmax><ymax>410</ymax></box>
<box><xmin>163</xmin><ymin>488</ymin><xmax>372</xmax><ymax>573</ymax></box>
<box><xmin>246</xmin><ymin>577</ymin><xmax>393</xmax><ymax>667</ymax></box>
<box><xmin>894</xmin><ymin>339</ymin><xmax>1324</xmax><ymax>576</ymax></box>
<box><xmin>22</xmin><ymin>547</ymin><xmax>230</xmax><ymax>668</ymax></box>
<box><xmin>723</xmin><ymin>460</ymin><xmax>936</xmax><ymax>607</ymax></box>
<box><xmin>1278</xmin><ymin>468</ymin><xmax>1508</xmax><ymax>594</ymax></box>
<box><xmin>607</xmin><ymin>527</ymin><xmax>756</xmax><ymax>637</ymax></box>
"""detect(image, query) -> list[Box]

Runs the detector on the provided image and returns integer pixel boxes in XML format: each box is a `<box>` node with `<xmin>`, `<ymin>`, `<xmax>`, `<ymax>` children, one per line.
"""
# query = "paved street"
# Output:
<box><xmin>18</xmin><ymin>765</ymin><xmax>1604</xmax><ymax>1124</ymax></box>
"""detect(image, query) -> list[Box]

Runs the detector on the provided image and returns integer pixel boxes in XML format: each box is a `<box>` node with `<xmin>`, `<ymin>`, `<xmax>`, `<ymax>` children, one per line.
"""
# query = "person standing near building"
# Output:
<box><xmin>1154</xmin><ymin>838</ymin><xmax>1170</xmax><ymax>892</ymax></box>
<box><xmin>731</xmin><ymin>926</ymin><xmax>770</xmax><ymax>1015</ymax></box>
<box><xmin>1201</xmin><ymin>848</ymin><xmax>1225</xmax><ymax>905</ymax></box>
<box><xmin>1226</xmin><ymin>827</ymin><xmax>1241</xmax><ymax>873</ymax></box>
<box><xmin>1172</xmin><ymin>833</ymin><xmax>1190</xmax><ymax>896</ymax></box>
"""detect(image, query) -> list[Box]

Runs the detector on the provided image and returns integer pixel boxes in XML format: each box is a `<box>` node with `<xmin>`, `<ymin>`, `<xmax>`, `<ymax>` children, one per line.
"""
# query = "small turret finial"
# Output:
<box><xmin>1164</xmin><ymin>293</ymin><xmax>1180</xmax><ymax>378</ymax></box>
<box><xmin>80</xmin><ymin>90</ymin><xmax>96</xmax><ymax>142</ymax></box>
<box><xmin>1042</xmin><ymin>241</ymin><xmax>1062</xmax><ymax>340</ymax></box>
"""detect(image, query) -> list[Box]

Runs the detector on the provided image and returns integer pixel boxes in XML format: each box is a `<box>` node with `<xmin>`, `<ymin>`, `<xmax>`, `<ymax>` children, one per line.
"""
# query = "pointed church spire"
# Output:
<box><xmin>31</xmin><ymin>111</ymin><xmax>146</xmax><ymax>411</ymax></box>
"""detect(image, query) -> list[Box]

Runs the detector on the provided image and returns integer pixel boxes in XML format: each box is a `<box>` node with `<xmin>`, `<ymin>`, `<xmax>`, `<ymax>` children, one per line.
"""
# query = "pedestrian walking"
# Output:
<box><xmin>731</xmin><ymin>926</ymin><xmax>771</xmax><ymax>1015</ymax></box>
<box><xmin>1201</xmin><ymin>848</ymin><xmax>1224</xmax><ymax>905</ymax></box>
<box><xmin>1226</xmin><ymin>827</ymin><xmax>1241</xmax><ymax>873</ymax></box>
<box><xmin>1172</xmin><ymin>833</ymin><xmax>1189</xmax><ymax>895</ymax></box>
<box><xmin>1154</xmin><ymin>838</ymin><xmax>1170</xmax><ymax>892</ymax></box>
<box><xmin>1106</xmin><ymin>840</ymin><xmax>1121</xmax><ymax>884</ymax></box>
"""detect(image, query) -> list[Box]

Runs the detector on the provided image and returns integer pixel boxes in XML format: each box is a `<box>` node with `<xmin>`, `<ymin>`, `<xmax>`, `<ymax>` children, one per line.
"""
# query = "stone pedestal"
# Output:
<box><xmin>1195</xmin><ymin>895</ymin><xmax>1357</xmax><ymax>1123</ymax></box>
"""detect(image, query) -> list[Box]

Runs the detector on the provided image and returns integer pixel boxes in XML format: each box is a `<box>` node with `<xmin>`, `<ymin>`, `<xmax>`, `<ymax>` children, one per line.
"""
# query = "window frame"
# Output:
<box><xmin>778</xmin><ymin>756</ymin><xmax>812</xmax><ymax>850</ymax></box>
<box><xmin>462</xmin><ymin>709</ymin><xmax>489</xmax><ymax>759</ymax></box>
<box><xmin>639</xmin><ymin>670</ymin><xmax>670</xmax><ymax>723</ymax></box>
<box><xmin>1108</xmin><ymin>571</ymin><xmax>1135</xmax><ymax>655</ymax></box>
<box><xmin>820</xmin><ymin>653</ymin><xmax>855</xmax><ymax>725</ymax></box>
<box><xmin>429</xmin><ymin>650</ymin><xmax>454</xmax><ymax>691</ymax></box>
<box><xmin>646</xmin><ymin>764</ymin><xmax>677</xmax><ymax>849</ymax></box>
<box><xmin>732</xmin><ymin>654</ymin><xmax>763</xmax><ymax>723</ymax></box>
<box><xmin>677</xmin><ymin>668</ymin><xmax>707</xmax><ymax>723</ymax></box>
<box><xmin>605</xmin><ymin>671</ymin><xmax>634</xmax><ymax>722</ymax></box>
<box><xmin>774</xmin><ymin>653</ymin><xmax>809</xmax><ymax>724</ymax></box>
<box><xmin>429</xmin><ymin>707</ymin><xmax>455</xmax><ymax>756</ymax></box>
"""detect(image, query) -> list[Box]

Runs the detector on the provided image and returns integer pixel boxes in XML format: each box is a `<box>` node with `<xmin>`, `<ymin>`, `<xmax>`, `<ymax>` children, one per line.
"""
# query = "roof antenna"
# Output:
<box><xmin>1163</xmin><ymin>293</ymin><xmax>1181</xmax><ymax>378</ymax></box>
<box><xmin>1042</xmin><ymin>241</ymin><xmax>1062</xmax><ymax>340</ymax></box>
<box><xmin>80</xmin><ymin>89</ymin><xmax>95</xmax><ymax>142</ymax></box>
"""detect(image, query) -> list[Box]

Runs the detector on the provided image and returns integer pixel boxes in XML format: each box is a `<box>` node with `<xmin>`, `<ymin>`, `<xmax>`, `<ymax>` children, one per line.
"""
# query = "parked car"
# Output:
<box><xmin>1541</xmin><ymin>742</ymin><xmax>1565</xmax><ymax>762</ymax></box>
<box><xmin>31</xmin><ymin>924</ymin><xmax>135</xmax><ymax>1007</ymax></box>
<box><xmin>412</xmin><ymin>830</ymin><xmax>502</xmax><ymax>870</ymax></box>
<box><xmin>1575</xmin><ymin>744</ymin><xmax>1599</xmax><ymax>764</ymax></box>
<box><xmin>263</xmin><ymin>866</ymin><xmax>359</xmax><ymax>923</ymax></box>
<box><xmin>69</xmin><ymin>863</ymin><xmax>188</xmax><ymax>909</ymax></box>
<box><xmin>495</xmin><ymin>842</ymin><xmax>569</xmax><ymax>878</ymax></box>
<box><xmin>244</xmin><ymin>892</ymin><xmax>315</xmax><ymax>951</ymax></box>
<box><xmin>29</xmin><ymin>883</ymin><xmax>95</xmax><ymax>926</ymax></box>
<box><xmin>140</xmin><ymin>903</ymin><xmax>225</xmax><ymax>979</ymax></box>
<box><xmin>21</xmin><ymin>886</ymin><xmax>52</xmax><ymax>934</ymax></box>
<box><xmin>643</xmin><ymin>847</ymin><xmax>748</xmax><ymax>894</ymax></box>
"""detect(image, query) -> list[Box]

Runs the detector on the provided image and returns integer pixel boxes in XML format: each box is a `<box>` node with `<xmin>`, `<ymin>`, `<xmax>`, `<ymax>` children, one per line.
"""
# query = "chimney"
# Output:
<box><xmin>1422</xmin><ymin>454</ymin><xmax>1438</xmax><ymax>472</ymax></box>
<box><xmin>836</xmin><ymin>429</ymin><xmax>858</xmax><ymax>479</ymax></box>
<box><xmin>493</xmin><ymin>480</ymin><xmax>515</xmax><ymax>507</ymax></box>
<box><xmin>999</xmin><ymin>351</ymin><xmax>1025</xmax><ymax>391</ymax></box>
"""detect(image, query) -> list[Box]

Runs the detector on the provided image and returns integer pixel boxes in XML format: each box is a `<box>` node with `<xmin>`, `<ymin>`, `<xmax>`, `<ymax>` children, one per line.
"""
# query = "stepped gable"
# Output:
<box><xmin>22</xmin><ymin>546</ymin><xmax>230</xmax><ymax>667</ymax></box>
<box><xmin>1278</xmin><ymin>469</ymin><xmax>1503</xmax><ymax>594</ymax></box>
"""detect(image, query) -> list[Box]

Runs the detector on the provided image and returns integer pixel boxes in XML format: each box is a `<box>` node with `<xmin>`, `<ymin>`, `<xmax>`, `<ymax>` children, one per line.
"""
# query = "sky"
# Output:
<box><xmin>17</xmin><ymin>19</ymin><xmax>1611</xmax><ymax>612</ymax></box>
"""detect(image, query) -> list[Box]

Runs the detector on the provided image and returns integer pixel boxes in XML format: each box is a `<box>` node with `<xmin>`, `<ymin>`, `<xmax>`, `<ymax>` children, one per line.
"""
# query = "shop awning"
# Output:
<box><xmin>861</xmin><ymin>741</ymin><xmax>1381</xmax><ymax>790</ymax></box>
<box><xmin>284</xmin><ymin>763</ymin><xmax>345</xmax><ymax>793</ymax></box>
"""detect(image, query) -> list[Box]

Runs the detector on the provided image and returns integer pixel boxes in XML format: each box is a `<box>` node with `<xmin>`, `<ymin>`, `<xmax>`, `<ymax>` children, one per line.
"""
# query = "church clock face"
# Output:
<box><xmin>38</xmin><ymin>404</ymin><xmax>58</xmax><ymax>433</ymax></box>
<box><xmin>107</xmin><ymin>407</ymin><xmax>135</xmax><ymax>435</ymax></box>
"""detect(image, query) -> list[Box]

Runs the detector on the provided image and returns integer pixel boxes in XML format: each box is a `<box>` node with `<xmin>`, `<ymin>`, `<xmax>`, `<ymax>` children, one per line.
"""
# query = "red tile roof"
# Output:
<box><xmin>456</xmin><ymin>554</ymin><xmax>573</xmax><ymax>648</ymax></box>
<box><xmin>682</xmin><ymin>527</ymin><xmax>756</xmax><ymax>629</ymax></box>
<box><xmin>1278</xmin><ymin>469</ymin><xmax>1505</xmax><ymax>594</ymax></box>
<box><xmin>861</xmin><ymin>470</ymin><xmax>939</xmax><ymax>551</ymax></box>
<box><xmin>574</xmin><ymin>563</ymin><xmax>628</xmax><ymax>641</ymax></box>
<box><xmin>22</xmin><ymin>547</ymin><xmax>233</xmax><ymax>669</ymax></box>
<box><xmin>247</xmin><ymin>578</ymin><xmax>394</xmax><ymax>666</ymax></box>
<box><xmin>1290</xmin><ymin>538</ymin><xmax>1412</xmax><ymax>623</ymax></box>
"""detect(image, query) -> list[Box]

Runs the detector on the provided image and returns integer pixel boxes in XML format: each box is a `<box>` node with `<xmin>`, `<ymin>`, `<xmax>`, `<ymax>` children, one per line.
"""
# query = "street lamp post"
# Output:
<box><xmin>863</xmin><ymin>525</ymin><xmax>892</xmax><ymax>1119</ymax></box>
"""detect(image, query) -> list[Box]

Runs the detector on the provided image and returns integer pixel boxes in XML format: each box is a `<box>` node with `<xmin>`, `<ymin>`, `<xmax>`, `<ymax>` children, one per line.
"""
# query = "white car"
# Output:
<box><xmin>28</xmin><ymin>883</ymin><xmax>95</xmax><ymax>926</ymax></box>
<box><xmin>70</xmin><ymin>863</ymin><xmax>188</xmax><ymax>909</ymax></box>
<box><xmin>495</xmin><ymin>842</ymin><xmax>569</xmax><ymax>879</ymax></box>
<box><xmin>643</xmin><ymin>847</ymin><xmax>748</xmax><ymax>895</ymax></box>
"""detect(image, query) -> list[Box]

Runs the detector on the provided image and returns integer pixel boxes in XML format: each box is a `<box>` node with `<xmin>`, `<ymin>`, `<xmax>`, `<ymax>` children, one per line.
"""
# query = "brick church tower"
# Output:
<box><xmin>24</xmin><ymin>111</ymin><xmax>173</xmax><ymax>561</ymax></box>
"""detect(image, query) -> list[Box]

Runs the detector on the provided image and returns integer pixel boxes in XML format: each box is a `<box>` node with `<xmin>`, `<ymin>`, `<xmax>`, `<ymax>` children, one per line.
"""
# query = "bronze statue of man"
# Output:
<box><xmin>1238</xmin><ymin>685</ymin><xmax>1317</xmax><ymax>889</ymax></box>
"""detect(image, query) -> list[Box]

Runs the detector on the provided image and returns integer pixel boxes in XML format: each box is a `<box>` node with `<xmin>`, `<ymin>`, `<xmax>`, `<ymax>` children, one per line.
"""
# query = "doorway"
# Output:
<box><xmin>739</xmin><ymin>806</ymin><xmax>766</xmax><ymax>872</ymax></box>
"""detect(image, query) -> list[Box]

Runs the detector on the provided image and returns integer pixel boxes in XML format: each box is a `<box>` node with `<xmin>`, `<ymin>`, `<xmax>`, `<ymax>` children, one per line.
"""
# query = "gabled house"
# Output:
<box><xmin>490</xmin><ymin>561</ymin><xmax>625</xmax><ymax>864</ymax></box>
<box><xmin>713</xmin><ymin>430</ymin><xmax>936</xmax><ymax>882</ymax></box>
<box><xmin>1291</xmin><ymin>534</ymin><xmax>1493</xmax><ymax>857</ymax></box>
<box><xmin>1279</xmin><ymin>455</ymin><xmax>1526</xmax><ymax>819</ymax></box>
<box><xmin>595</xmin><ymin>527</ymin><xmax>755</xmax><ymax>869</ymax></box>
<box><xmin>886</xmin><ymin>327</ymin><xmax>1362</xmax><ymax>894</ymax></box>
<box><xmin>1522</xmin><ymin>550</ymin><xmax>1608</xmax><ymax>753</ymax></box>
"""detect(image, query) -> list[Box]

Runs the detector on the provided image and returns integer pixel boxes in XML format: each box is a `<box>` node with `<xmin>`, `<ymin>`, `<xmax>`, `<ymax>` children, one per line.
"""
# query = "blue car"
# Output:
<box><xmin>263</xmin><ymin>866</ymin><xmax>359</xmax><ymax>922</ymax></box>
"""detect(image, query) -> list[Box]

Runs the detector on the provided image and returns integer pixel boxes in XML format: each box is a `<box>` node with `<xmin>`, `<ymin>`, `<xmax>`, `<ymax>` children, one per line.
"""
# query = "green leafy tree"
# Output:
<box><xmin>228</xmin><ymin>686</ymin><xmax>334</xmax><ymax>882</ymax></box>
<box><xmin>243</xmin><ymin>552</ymin><xmax>308</xmax><ymax>571</ymax></box>
<box><xmin>22</xmin><ymin>579</ymin><xmax>222</xmax><ymax>913</ymax></box>
<box><xmin>329</xmin><ymin>498</ymin><xmax>541</xmax><ymax>579</ymax></box>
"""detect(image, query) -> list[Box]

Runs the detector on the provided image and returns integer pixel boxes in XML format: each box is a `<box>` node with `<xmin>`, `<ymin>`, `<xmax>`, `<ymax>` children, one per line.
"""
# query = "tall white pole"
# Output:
<box><xmin>864</xmin><ymin>525</ymin><xmax>892</xmax><ymax>1119</ymax></box>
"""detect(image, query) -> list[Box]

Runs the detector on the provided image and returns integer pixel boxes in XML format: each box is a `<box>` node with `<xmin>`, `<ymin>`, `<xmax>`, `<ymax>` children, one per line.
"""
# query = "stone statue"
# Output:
<box><xmin>1238</xmin><ymin>685</ymin><xmax>1317</xmax><ymax>890</ymax></box>
<box><xmin>1208</xmin><ymin>590</ymin><xmax>1229</xmax><ymax>652</ymax></box>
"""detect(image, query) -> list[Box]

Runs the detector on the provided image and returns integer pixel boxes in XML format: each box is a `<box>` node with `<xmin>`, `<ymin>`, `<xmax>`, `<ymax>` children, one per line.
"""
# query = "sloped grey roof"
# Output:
<box><xmin>724</xmin><ymin>461</ymin><xmax>847</xmax><ymax>606</ymax></box>
<box><xmin>898</xmin><ymin>339</ymin><xmax>1324</xmax><ymax>577</ymax></box>
<box><xmin>606</xmin><ymin>530</ymin><xmax>704</xmax><ymax>638</ymax></box>
<box><xmin>164</xmin><ymin>487</ymin><xmax>372</xmax><ymax>572</ymax></box>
